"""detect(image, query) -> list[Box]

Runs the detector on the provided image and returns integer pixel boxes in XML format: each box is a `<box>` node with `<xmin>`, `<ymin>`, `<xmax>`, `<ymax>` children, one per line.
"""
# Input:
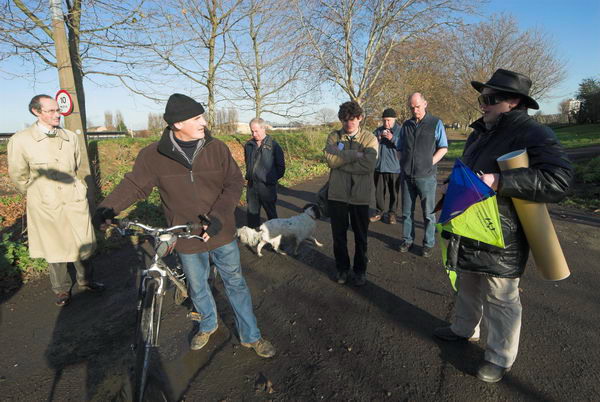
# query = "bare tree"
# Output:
<box><xmin>558</xmin><ymin>99</ymin><xmax>571</xmax><ymax>116</ymax></box>
<box><xmin>104</xmin><ymin>110</ymin><xmax>114</xmax><ymax>129</ymax></box>
<box><xmin>367</xmin><ymin>33</ymin><xmax>478</xmax><ymax>127</ymax></box>
<box><xmin>147</xmin><ymin>112</ymin><xmax>163</xmax><ymax>135</ymax></box>
<box><xmin>115</xmin><ymin>110</ymin><xmax>127</xmax><ymax>131</ymax></box>
<box><xmin>446</xmin><ymin>14</ymin><xmax>567</xmax><ymax>113</ymax></box>
<box><xmin>135</xmin><ymin>0</ymin><xmax>246</xmax><ymax>128</ymax></box>
<box><xmin>214</xmin><ymin>107</ymin><xmax>239</xmax><ymax>134</ymax></box>
<box><xmin>367</xmin><ymin>14</ymin><xmax>567</xmax><ymax>127</ymax></box>
<box><xmin>315</xmin><ymin>108</ymin><xmax>337</xmax><ymax>125</ymax></box>
<box><xmin>0</xmin><ymin>0</ymin><xmax>148</xmax><ymax>127</ymax></box>
<box><xmin>293</xmin><ymin>0</ymin><xmax>477</xmax><ymax>106</ymax></box>
<box><xmin>225</xmin><ymin>0</ymin><xmax>317</xmax><ymax>119</ymax></box>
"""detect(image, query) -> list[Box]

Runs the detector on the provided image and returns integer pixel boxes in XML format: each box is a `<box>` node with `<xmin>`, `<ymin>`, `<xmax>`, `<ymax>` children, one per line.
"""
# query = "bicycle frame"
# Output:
<box><xmin>115</xmin><ymin>219</ymin><xmax>208</xmax><ymax>402</ymax></box>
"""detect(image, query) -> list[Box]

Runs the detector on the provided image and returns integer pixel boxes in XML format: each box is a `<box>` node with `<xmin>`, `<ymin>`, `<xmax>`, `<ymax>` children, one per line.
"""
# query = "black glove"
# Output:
<box><xmin>92</xmin><ymin>207</ymin><xmax>117</xmax><ymax>230</ymax></box>
<box><xmin>205</xmin><ymin>214</ymin><xmax>222</xmax><ymax>238</ymax></box>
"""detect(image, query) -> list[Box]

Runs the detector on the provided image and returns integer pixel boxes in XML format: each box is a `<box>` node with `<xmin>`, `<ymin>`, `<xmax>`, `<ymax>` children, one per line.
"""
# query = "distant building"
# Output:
<box><xmin>87</xmin><ymin>125</ymin><xmax>110</xmax><ymax>132</ymax></box>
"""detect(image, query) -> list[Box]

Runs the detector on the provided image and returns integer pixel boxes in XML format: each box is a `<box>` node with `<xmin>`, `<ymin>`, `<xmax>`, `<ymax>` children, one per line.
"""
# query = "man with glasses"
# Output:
<box><xmin>433</xmin><ymin>69</ymin><xmax>573</xmax><ymax>383</ymax></box>
<box><xmin>8</xmin><ymin>94</ymin><xmax>103</xmax><ymax>307</ymax></box>
<box><xmin>398</xmin><ymin>93</ymin><xmax>448</xmax><ymax>257</ymax></box>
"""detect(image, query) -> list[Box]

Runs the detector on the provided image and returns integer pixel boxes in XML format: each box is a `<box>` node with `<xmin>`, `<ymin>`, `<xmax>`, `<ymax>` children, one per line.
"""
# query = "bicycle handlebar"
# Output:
<box><xmin>115</xmin><ymin>215</ymin><xmax>210</xmax><ymax>242</ymax></box>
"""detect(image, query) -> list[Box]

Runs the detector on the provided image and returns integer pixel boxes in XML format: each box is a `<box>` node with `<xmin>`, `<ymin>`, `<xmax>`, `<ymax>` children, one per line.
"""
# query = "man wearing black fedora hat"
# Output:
<box><xmin>433</xmin><ymin>69</ymin><xmax>573</xmax><ymax>382</ymax></box>
<box><xmin>94</xmin><ymin>93</ymin><xmax>276</xmax><ymax>358</ymax></box>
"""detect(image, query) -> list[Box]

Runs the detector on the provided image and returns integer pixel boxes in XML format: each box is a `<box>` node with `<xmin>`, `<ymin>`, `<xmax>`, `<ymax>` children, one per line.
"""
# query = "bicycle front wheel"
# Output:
<box><xmin>134</xmin><ymin>279</ymin><xmax>159</xmax><ymax>402</ymax></box>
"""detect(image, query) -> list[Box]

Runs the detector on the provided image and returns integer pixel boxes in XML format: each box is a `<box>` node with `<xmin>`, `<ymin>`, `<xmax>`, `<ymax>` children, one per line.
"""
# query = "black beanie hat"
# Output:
<box><xmin>382</xmin><ymin>108</ymin><xmax>397</xmax><ymax>118</ymax></box>
<box><xmin>163</xmin><ymin>93</ymin><xmax>205</xmax><ymax>125</ymax></box>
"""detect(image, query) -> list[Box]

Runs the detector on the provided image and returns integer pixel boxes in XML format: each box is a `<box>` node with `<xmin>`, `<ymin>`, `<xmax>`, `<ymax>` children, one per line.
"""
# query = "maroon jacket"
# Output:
<box><xmin>99</xmin><ymin>129</ymin><xmax>243</xmax><ymax>253</ymax></box>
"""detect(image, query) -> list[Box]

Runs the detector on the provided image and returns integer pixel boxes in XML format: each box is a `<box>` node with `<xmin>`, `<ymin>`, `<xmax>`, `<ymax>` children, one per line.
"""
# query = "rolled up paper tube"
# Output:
<box><xmin>497</xmin><ymin>149</ymin><xmax>570</xmax><ymax>281</ymax></box>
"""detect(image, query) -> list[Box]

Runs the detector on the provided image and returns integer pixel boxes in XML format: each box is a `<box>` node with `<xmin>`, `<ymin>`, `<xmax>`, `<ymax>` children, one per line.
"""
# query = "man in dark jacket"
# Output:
<box><xmin>398</xmin><ymin>93</ymin><xmax>448</xmax><ymax>257</ymax></box>
<box><xmin>94</xmin><ymin>94</ymin><xmax>275</xmax><ymax>358</ymax></box>
<box><xmin>433</xmin><ymin>69</ymin><xmax>573</xmax><ymax>383</ymax></box>
<box><xmin>244</xmin><ymin>118</ymin><xmax>285</xmax><ymax>228</ymax></box>
<box><xmin>370</xmin><ymin>108</ymin><xmax>402</xmax><ymax>224</ymax></box>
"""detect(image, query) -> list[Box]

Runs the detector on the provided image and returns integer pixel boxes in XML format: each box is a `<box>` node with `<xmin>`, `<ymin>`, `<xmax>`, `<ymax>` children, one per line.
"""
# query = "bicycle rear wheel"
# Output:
<box><xmin>134</xmin><ymin>279</ymin><xmax>158</xmax><ymax>402</ymax></box>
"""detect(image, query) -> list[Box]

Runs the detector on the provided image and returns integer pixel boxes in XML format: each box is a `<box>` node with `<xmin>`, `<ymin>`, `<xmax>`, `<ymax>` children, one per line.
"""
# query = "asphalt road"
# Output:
<box><xmin>0</xmin><ymin>159</ymin><xmax>599</xmax><ymax>401</ymax></box>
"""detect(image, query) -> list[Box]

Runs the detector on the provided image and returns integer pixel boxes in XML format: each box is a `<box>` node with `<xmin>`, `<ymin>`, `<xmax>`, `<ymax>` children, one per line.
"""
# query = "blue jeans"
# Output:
<box><xmin>402</xmin><ymin>174</ymin><xmax>437</xmax><ymax>247</ymax></box>
<box><xmin>178</xmin><ymin>240</ymin><xmax>261</xmax><ymax>343</ymax></box>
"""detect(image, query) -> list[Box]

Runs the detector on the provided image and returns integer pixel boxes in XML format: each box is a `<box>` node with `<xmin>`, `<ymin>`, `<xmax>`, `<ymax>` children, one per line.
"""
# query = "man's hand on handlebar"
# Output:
<box><xmin>99</xmin><ymin>219</ymin><xmax>113</xmax><ymax>232</ymax></box>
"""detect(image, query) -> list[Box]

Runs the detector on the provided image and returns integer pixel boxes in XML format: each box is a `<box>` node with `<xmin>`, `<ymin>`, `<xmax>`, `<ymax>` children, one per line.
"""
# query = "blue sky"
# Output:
<box><xmin>1</xmin><ymin>0</ymin><xmax>598</xmax><ymax>132</ymax></box>
<box><xmin>483</xmin><ymin>0</ymin><xmax>600</xmax><ymax>114</ymax></box>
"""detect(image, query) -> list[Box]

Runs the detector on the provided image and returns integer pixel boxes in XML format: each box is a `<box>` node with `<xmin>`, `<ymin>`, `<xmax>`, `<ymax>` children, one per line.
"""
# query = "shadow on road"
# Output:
<box><xmin>0</xmin><ymin>218</ymin><xmax>25</xmax><ymax>327</ymax></box>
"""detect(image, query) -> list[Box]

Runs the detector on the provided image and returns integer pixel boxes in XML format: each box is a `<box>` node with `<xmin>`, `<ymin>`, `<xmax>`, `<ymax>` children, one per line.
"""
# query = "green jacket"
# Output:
<box><xmin>325</xmin><ymin>128</ymin><xmax>378</xmax><ymax>205</ymax></box>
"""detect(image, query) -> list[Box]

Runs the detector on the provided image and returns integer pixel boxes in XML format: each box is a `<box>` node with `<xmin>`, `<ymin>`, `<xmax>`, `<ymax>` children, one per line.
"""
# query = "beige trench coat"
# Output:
<box><xmin>8</xmin><ymin>124</ymin><xmax>96</xmax><ymax>263</ymax></box>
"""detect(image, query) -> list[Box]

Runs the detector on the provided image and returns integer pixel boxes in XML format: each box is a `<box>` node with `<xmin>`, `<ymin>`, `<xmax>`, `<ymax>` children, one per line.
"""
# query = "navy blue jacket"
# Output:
<box><xmin>399</xmin><ymin>113</ymin><xmax>447</xmax><ymax>178</ymax></box>
<box><xmin>373</xmin><ymin>123</ymin><xmax>401</xmax><ymax>173</ymax></box>
<box><xmin>244</xmin><ymin>135</ymin><xmax>285</xmax><ymax>185</ymax></box>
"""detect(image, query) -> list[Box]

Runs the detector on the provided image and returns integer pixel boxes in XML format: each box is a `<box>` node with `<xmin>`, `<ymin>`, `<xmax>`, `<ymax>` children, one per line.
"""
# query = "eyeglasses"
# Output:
<box><xmin>477</xmin><ymin>94</ymin><xmax>508</xmax><ymax>107</ymax></box>
<box><xmin>41</xmin><ymin>109</ymin><xmax>61</xmax><ymax>115</ymax></box>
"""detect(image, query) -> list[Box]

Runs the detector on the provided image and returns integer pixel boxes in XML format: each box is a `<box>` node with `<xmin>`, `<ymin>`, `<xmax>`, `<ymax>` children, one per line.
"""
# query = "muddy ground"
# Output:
<box><xmin>1</xmin><ymin>159</ymin><xmax>600</xmax><ymax>401</ymax></box>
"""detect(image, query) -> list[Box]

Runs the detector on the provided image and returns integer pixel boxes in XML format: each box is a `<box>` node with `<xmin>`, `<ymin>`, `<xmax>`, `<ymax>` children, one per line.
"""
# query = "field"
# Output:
<box><xmin>446</xmin><ymin>123</ymin><xmax>600</xmax><ymax>159</ymax></box>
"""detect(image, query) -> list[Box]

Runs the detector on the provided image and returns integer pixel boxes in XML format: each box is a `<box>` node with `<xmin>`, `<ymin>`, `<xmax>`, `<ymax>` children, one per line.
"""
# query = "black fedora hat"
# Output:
<box><xmin>471</xmin><ymin>69</ymin><xmax>539</xmax><ymax>110</ymax></box>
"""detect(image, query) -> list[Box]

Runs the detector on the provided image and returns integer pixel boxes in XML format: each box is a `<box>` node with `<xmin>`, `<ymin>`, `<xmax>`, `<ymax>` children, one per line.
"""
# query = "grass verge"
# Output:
<box><xmin>560</xmin><ymin>157</ymin><xmax>600</xmax><ymax>211</ymax></box>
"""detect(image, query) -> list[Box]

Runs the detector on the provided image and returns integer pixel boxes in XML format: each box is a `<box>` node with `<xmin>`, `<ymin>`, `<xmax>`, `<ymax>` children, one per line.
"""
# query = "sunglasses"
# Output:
<box><xmin>477</xmin><ymin>94</ymin><xmax>508</xmax><ymax>107</ymax></box>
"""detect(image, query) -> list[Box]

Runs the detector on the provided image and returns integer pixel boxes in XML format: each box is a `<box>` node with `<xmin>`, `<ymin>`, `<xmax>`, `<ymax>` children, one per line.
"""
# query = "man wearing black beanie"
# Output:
<box><xmin>371</xmin><ymin>108</ymin><xmax>402</xmax><ymax>224</ymax></box>
<box><xmin>95</xmin><ymin>93</ymin><xmax>275</xmax><ymax>358</ymax></box>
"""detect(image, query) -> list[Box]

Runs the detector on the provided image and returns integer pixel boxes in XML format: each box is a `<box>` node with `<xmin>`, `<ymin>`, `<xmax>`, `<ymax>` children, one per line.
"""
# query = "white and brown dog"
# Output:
<box><xmin>237</xmin><ymin>203</ymin><xmax>323</xmax><ymax>257</ymax></box>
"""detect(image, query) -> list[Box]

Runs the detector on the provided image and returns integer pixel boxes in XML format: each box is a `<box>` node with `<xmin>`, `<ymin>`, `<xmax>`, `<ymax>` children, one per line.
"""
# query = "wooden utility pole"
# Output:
<box><xmin>49</xmin><ymin>0</ymin><xmax>95</xmax><ymax>208</ymax></box>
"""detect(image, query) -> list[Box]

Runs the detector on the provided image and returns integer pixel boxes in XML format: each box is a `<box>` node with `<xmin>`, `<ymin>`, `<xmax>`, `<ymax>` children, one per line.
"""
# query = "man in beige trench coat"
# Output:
<box><xmin>8</xmin><ymin>94</ymin><xmax>104</xmax><ymax>306</ymax></box>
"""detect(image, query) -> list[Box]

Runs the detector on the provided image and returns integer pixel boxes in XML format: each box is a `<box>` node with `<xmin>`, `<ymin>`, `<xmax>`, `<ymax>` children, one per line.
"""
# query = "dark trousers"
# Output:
<box><xmin>328</xmin><ymin>200</ymin><xmax>370</xmax><ymax>274</ymax></box>
<box><xmin>247</xmin><ymin>181</ymin><xmax>278</xmax><ymax>228</ymax></box>
<box><xmin>374</xmin><ymin>171</ymin><xmax>401</xmax><ymax>215</ymax></box>
<box><xmin>48</xmin><ymin>260</ymin><xmax>92</xmax><ymax>294</ymax></box>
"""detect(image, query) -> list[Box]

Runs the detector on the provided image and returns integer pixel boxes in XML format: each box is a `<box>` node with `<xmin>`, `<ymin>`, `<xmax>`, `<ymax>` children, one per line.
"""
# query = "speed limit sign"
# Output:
<box><xmin>55</xmin><ymin>89</ymin><xmax>74</xmax><ymax>116</ymax></box>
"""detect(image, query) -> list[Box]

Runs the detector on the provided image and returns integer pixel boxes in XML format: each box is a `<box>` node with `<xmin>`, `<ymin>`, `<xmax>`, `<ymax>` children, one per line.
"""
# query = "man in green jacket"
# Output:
<box><xmin>325</xmin><ymin>101</ymin><xmax>378</xmax><ymax>286</ymax></box>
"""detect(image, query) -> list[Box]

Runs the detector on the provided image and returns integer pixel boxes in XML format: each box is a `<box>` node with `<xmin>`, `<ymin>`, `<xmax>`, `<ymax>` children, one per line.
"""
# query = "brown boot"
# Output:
<box><xmin>387</xmin><ymin>213</ymin><xmax>397</xmax><ymax>225</ymax></box>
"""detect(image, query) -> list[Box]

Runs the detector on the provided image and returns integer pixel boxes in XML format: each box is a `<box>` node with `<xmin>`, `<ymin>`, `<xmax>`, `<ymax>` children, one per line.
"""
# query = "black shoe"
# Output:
<box><xmin>399</xmin><ymin>241</ymin><xmax>413</xmax><ymax>253</ymax></box>
<box><xmin>353</xmin><ymin>273</ymin><xmax>366</xmax><ymax>287</ymax></box>
<box><xmin>477</xmin><ymin>361</ymin><xmax>510</xmax><ymax>383</ymax></box>
<box><xmin>55</xmin><ymin>292</ymin><xmax>71</xmax><ymax>307</ymax></box>
<box><xmin>433</xmin><ymin>326</ymin><xmax>479</xmax><ymax>342</ymax></box>
<box><xmin>422</xmin><ymin>246</ymin><xmax>433</xmax><ymax>258</ymax></box>
<box><xmin>79</xmin><ymin>281</ymin><xmax>106</xmax><ymax>293</ymax></box>
<box><xmin>335</xmin><ymin>271</ymin><xmax>348</xmax><ymax>284</ymax></box>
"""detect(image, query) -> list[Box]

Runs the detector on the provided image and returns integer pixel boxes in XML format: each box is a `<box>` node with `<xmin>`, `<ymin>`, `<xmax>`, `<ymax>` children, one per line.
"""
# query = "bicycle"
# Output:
<box><xmin>114</xmin><ymin>216</ymin><xmax>210</xmax><ymax>402</ymax></box>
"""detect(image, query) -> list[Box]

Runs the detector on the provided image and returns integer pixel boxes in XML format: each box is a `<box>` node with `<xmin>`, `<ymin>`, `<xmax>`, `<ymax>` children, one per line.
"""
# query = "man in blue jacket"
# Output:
<box><xmin>244</xmin><ymin>118</ymin><xmax>285</xmax><ymax>228</ymax></box>
<box><xmin>371</xmin><ymin>108</ymin><xmax>402</xmax><ymax>224</ymax></box>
